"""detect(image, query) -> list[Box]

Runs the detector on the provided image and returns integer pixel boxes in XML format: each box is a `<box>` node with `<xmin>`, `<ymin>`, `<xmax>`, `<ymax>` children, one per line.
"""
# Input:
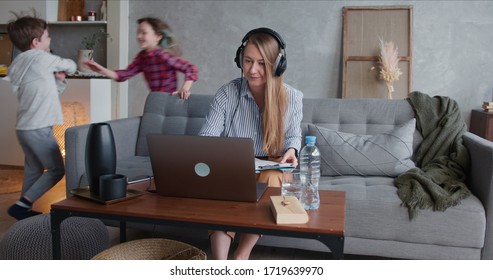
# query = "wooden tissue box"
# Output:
<box><xmin>270</xmin><ymin>196</ymin><xmax>309</xmax><ymax>224</ymax></box>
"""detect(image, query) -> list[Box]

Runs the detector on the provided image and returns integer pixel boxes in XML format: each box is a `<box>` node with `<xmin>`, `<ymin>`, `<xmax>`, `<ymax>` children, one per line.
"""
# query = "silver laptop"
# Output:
<box><xmin>147</xmin><ymin>134</ymin><xmax>268</xmax><ymax>202</ymax></box>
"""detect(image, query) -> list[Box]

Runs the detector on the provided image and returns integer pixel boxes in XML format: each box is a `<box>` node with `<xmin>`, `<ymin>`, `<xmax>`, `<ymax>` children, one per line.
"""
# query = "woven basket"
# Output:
<box><xmin>92</xmin><ymin>238</ymin><xmax>207</xmax><ymax>260</ymax></box>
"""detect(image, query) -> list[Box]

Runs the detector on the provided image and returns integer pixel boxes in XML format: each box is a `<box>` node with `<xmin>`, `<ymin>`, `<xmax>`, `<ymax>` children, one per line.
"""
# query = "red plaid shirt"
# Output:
<box><xmin>115</xmin><ymin>48</ymin><xmax>198</xmax><ymax>92</ymax></box>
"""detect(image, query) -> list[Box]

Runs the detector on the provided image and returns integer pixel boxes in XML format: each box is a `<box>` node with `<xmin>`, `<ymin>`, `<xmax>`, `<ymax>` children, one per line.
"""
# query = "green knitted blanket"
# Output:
<box><xmin>395</xmin><ymin>91</ymin><xmax>471</xmax><ymax>219</ymax></box>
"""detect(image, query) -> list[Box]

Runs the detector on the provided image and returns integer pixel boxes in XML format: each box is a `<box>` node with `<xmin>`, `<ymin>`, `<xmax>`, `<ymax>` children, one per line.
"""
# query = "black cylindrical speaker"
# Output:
<box><xmin>85</xmin><ymin>123</ymin><xmax>116</xmax><ymax>197</ymax></box>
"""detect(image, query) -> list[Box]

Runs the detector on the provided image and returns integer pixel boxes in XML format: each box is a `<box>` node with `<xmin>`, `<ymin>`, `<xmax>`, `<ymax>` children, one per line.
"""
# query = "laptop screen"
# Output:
<box><xmin>147</xmin><ymin>134</ymin><xmax>267</xmax><ymax>202</ymax></box>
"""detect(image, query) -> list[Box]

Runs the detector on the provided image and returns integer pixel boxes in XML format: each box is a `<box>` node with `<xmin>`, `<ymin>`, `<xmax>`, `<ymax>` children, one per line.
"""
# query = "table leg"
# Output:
<box><xmin>319</xmin><ymin>235</ymin><xmax>345</xmax><ymax>260</ymax></box>
<box><xmin>120</xmin><ymin>221</ymin><xmax>127</xmax><ymax>243</ymax></box>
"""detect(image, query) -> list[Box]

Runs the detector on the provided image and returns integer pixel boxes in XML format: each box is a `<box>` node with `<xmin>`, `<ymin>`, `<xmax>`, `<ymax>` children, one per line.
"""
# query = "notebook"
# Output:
<box><xmin>147</xmin><ymin>134</ymin><xmax>268</xmax><ymax>202</ymax></box>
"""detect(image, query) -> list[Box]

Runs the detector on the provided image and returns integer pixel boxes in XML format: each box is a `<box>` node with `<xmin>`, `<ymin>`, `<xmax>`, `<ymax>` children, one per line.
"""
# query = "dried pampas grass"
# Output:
<box><xmin>378</xmin><ymin>39</ymin><xmax>402</xmax><ymax>99</ymax></box>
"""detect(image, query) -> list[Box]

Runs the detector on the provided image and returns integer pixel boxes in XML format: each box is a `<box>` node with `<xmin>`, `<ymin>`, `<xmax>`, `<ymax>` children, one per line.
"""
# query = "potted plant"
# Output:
<box><xmin>77</xmin><ymin>28</ymin><xmax>111</xmax><ymax>72</ymax></box>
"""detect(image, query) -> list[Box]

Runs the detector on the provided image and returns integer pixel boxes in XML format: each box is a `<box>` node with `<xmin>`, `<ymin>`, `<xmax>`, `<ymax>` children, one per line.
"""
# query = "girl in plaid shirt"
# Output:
<box><xmin>85</xmin><ymin>17</ymin><xmax>198</xmax><ymax>100</ymax></box>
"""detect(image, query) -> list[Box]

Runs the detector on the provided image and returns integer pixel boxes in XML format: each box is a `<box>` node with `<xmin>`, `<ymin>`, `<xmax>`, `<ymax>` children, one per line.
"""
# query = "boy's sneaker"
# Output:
<box><xmin>7</xmin><ymin>204</ymin><xmax>42</xmax><ymax>221</ymax></box>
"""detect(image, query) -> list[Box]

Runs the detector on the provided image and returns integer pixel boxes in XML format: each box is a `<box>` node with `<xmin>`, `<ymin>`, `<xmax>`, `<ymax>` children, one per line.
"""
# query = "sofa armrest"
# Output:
<box><xmin>64</xmin><ymin>117</ymin><xmax>142</xmax><ymax>196</ymax></box>
<box><xmin>463</xmin><ymin>132</ymin><xmax>493</xmax><ymax>259</ymax></box>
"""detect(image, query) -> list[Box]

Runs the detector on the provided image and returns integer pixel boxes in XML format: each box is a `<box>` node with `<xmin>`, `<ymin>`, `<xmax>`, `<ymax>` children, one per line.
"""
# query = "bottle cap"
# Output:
<box><xmin>305</xmin><ymin>135</ymin><xmax>316</xmax><ymax>144</ymax></box>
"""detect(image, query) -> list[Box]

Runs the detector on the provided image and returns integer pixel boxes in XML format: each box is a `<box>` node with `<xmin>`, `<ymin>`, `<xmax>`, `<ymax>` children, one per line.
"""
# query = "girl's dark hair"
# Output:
<box><xmin>7</xmin><ymin>12</ymin><xmax>47</xmax><ymax>52</ymax></box>
<box><xmin>137</xmin><ymin>17</ymin><xmax>182</xmax><ymax>56</ymax></box>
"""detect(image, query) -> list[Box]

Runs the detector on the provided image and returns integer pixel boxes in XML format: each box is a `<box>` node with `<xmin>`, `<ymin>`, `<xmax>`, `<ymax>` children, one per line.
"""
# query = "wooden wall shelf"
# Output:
<box><xmin>48</xmin><ymin>21</ymin><xmax>107</xmax><ymax>25</ymax></box>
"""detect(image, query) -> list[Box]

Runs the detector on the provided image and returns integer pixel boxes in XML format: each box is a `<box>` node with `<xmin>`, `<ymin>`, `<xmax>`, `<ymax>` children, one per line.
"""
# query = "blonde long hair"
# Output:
<box><xmin>247</xmin><ymin>33</ymin><xmax>287</xmax><ymax>157</ymax></box>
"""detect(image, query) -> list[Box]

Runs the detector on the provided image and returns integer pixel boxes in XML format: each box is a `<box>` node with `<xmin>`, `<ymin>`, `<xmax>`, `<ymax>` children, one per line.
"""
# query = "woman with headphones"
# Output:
<box><xmin>199</xmin><ymin>27</ymin><xmax>303</xmax><ymax>259</ymax></box>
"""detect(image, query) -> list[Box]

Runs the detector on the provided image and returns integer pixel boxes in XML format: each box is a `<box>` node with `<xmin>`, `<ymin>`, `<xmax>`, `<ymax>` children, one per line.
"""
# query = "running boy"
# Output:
<box><xmin>5</xmin><ymin>13</ymin><xmax>77</xmax><ymax>220</ymax></box>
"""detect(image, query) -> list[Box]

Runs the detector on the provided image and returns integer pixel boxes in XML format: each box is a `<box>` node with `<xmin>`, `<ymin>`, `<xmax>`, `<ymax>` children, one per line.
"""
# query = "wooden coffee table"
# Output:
<box><xmin>51</xmin><ymin>187</ymin><xmax>345</xmax><ymax>259</ymax></box>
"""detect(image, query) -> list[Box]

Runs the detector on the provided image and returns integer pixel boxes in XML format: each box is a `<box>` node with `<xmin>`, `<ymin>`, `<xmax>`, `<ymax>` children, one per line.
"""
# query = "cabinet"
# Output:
<box><xmin>0</xmin><ymin>79</ymin><xmax>24</xmax><ymax>166</ymax></box>
<box><xmin>470</xmin><ymin>109</ymin><xmax>493</xmax><ymax>141</ymax></box>
<box><xmin>63</xmin><ymin>78</ymin><xmax>112</xmax><ymax>123</ymax></box>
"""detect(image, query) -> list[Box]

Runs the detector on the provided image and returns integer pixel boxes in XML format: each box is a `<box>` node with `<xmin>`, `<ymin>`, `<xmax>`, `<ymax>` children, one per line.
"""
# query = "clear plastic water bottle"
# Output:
<box><xmin>300</xmin><ymin>135</ymin><xmax>320</xmax><ymax>210</ymax></box>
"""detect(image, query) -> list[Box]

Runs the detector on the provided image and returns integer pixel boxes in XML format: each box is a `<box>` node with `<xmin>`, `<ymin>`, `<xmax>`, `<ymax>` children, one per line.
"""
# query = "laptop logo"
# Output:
<box><xmin>194</xmin><ymin>162</ymin><xmax>210</xmax><ymax>177</ymax></box>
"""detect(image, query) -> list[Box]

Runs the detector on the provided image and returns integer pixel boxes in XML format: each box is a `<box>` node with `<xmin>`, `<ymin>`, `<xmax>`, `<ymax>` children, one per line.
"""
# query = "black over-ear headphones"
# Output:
<box><xmin>234</xmin><ymin>27</ymin><xmax>287</xmax><ymax>77</ymax></box>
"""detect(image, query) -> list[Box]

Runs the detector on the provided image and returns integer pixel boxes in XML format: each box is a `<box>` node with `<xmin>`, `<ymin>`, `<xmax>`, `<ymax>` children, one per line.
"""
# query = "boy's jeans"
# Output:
<box><xmin>16</xmin><ymin>127</ymin><xmax>65</xmax><ymax>202</ymax></box>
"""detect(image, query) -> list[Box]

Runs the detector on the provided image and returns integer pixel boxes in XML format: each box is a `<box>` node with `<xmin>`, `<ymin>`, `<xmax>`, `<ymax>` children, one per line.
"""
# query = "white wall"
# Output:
<box><xmin>0</xmin><ymin>79</ymin><xmax>24</xmax><ymax>165</ymax></box>
<box><xmin>107</xmin><ymin>0</ymin><xmax>129</xmax><ymax>119</ymax></box>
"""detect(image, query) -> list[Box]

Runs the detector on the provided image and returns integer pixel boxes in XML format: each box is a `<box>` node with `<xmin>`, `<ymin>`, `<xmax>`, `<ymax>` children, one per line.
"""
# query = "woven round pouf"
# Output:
<box><xmin>92</xmin><ymin>238</ymin><xmax>206</xmax><ymax>260</ymax></box>
<box><xmin>0</xmin><ymin>214</ymin><xmax>109</xmax><ymax>260</ymax></box>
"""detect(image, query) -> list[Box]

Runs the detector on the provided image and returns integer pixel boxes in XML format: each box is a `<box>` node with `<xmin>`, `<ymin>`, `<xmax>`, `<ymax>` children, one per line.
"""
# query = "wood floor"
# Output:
<box><xmin>0</xmin><ymin>176</ymin><xmax>67</xmax><ymax>241</ymax></box>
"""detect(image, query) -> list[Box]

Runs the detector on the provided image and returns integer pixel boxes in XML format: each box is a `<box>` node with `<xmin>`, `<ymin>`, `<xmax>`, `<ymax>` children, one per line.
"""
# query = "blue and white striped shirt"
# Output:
<box><xmin>199</xmin><ymin>78</ymin><xmax>303</xmax><ymax>157</ymax></box>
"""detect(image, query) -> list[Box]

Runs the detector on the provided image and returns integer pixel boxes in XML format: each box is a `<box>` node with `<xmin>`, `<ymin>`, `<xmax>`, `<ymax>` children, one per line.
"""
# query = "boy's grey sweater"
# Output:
<box><xmin>5</xmin><ymin>49</ymin><xmax>76</xmax><ymax>130</ymax></box>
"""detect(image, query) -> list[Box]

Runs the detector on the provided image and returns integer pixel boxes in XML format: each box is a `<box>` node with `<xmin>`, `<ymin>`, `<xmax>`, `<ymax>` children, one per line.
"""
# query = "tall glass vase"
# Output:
<box><xmin>85</xmin><ymin>123</ymin><xmax>116</xmax><ymax>197</ymax></box>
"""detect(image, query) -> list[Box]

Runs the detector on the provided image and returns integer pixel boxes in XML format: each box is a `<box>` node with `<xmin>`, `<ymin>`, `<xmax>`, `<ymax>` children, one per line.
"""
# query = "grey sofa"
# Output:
<box><xmin>65</xmin><ymin>91</ymin><xmax>493</xmax><ymax>260</ymax></box>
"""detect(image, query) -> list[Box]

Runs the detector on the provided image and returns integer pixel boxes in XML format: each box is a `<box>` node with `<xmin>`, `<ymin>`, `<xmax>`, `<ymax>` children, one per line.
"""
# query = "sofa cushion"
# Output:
<box><xmin>318</xmin><ymin>176</ymin><xmax>486</xmax><ymax>250</ymax></box>
<box><xmin>136</xmin><ymin>92</ymin><xmax>213</xmax><ymax>156</ymax></box>
<box><xmin>301</xmin><ymin>98</ymin><xmax>423</xmax><ymax>156</ymax></box>
<box><xmin>116</xmin><ymin>156</ymin><xmax>153</xmax><ymax>181</ymax></box>
<box><xmin>308</xmin><ymin>119</ymin><xmax>416</xmax><ymax>177</ymax></box>
<box><xmin>77</xmin><ymin>156</ymin><xmax>153</xmax><ymax>188</ymax></box>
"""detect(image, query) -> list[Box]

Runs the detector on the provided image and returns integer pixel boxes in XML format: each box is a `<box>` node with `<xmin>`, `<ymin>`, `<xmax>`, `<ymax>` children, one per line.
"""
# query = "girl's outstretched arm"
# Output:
<box><xmin>84</xmin><ymin>60</ymin><xmax>118</xmax><ymax>80</ymax></box>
